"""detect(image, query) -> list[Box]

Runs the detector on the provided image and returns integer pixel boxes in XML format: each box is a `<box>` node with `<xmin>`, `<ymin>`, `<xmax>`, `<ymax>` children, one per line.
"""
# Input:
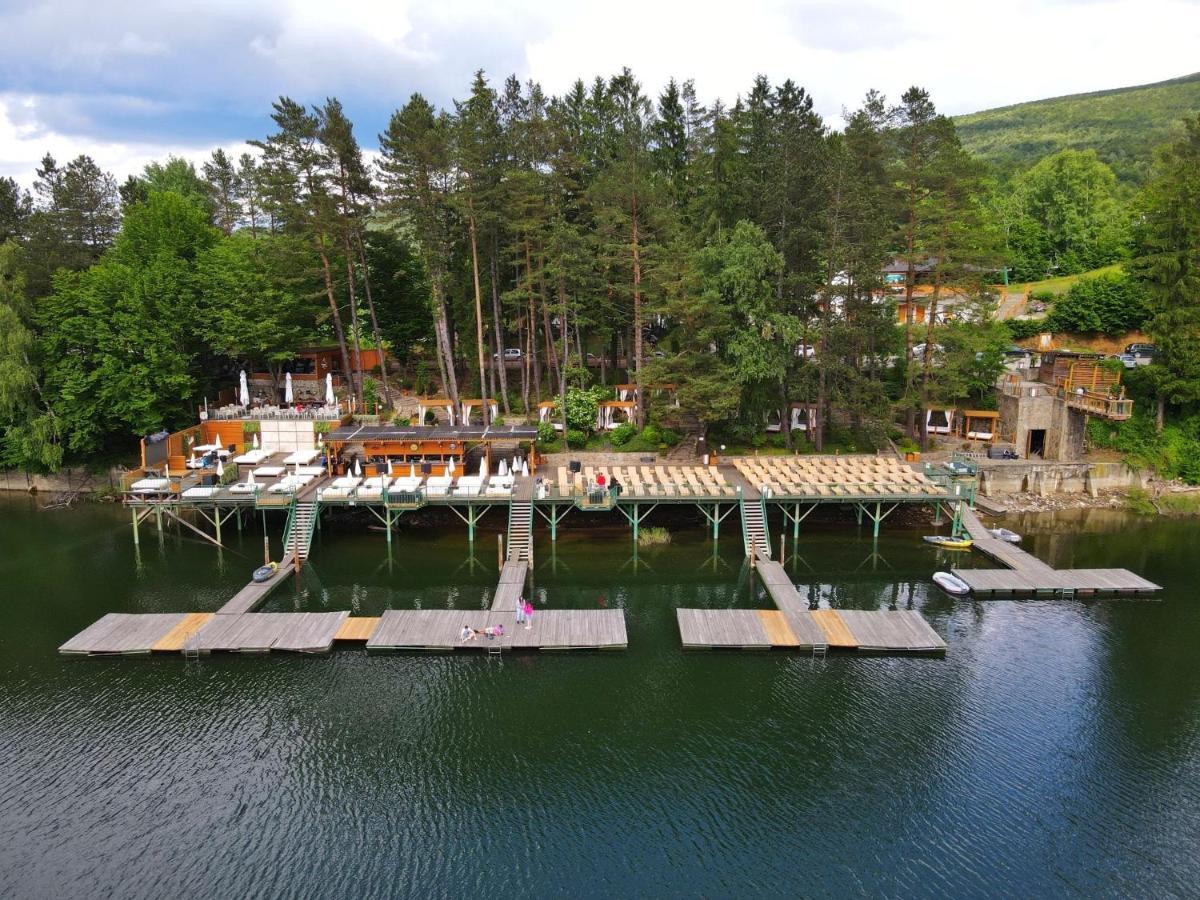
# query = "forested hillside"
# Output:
<box><xmin>955</xmin><ymin>72</ymin><xmax>1200</xmax><ymax>182</ymax></box>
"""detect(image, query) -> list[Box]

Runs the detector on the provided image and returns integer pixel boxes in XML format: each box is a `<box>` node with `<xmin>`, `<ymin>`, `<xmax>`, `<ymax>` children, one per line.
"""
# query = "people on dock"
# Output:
<box><xmin>522</xmin><ymin>600</ymin><xmax>533</xmax><ymax>629</ymax></box>
<box><xmin>610</xmin><ymin>475</ymin><xmax>622</xmax><ymax>496</ymax></box>
<box><xmin>596</xmin><ymin>471</ymin><xmax>607</xmax><ymax>489</ymax></box>
<box><xmin>483</xmin><ymin>624</ymin><xmax>505</xmax><ymax>640</ymax></box>
<box><xmin>460</xmin><ymin>625</ymin><xmax>477</xmax><ymax>642</ymax></box>
<box><xmin>516</xmin><ymin>598</ymin><xmax>527</xmax><ymax>626</ymax></box>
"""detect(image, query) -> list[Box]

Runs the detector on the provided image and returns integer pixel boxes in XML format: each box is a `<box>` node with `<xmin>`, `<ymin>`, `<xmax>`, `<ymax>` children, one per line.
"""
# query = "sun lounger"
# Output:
<box><xmin>390</xmin><ymin>477</ymin><xmax>423</xmax><ymax>493</ymax></box>
<box><xmin>129</xmin><ymin>478</ymin><xmax>170</xmax><ymax>491</ymax></box>
<box><xmin>253</xmin><ymin>466</ymin><xmax>285</xmax><ymax>477</ymax></box>
<box><xmin>426</xmin><ymin>475</ymin><xmax>453</xmax><ymax>496</ymax></box>
<box><xmin>228</xmin><ymin>482</ymin><xmax>261</xmax><ymax>495</ymax></box>
<box><xmin>181</xmin><ymin>486</ymin><xmax>218</xmax><ymax>499</ymax></box>
<box><xmin>282</xmin><ymin>449</ymin><xmax>320</xmax><ymax>465</ymax></box>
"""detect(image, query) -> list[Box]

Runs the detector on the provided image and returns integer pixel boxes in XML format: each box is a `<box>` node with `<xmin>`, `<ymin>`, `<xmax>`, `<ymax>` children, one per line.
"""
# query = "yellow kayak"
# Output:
<box><xmin>923</xmin><ymin>535</ymin><xmax>974</xmax><ymax>550</ymax></box>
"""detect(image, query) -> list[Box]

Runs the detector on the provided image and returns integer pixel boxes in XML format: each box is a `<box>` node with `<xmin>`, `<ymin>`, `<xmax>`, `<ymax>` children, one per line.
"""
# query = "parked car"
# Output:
<box><xmin>1125</xmin><ymin>342</ymin><xmax>1156</xmax><ymax>355</ymax></box>
<box><xmin>911</xmin><ymin>342</ymin><xmax>944</xmax><ymax>359</ymax></box>
<box><xmin>492</xmin><ymin>348</ymin><xmax>523</xmax><ymax>361</ymax></box>
<box><xmin>1118</xmin><ymin>353</ymin><xmax>1139</xmax><ymax>369</ymax></box>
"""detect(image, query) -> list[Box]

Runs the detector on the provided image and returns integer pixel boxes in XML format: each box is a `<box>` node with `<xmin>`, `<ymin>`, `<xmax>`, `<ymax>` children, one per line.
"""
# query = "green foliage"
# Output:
<box><xmin>1006</xmin><ymin>319</ymin><xmax>1044</xmax><ymax>341</ymax></box>
<box><xmin>565</xmin><ymin>428</ymin><xmax>586</xmax><ymax>448</ymax></box>
<box><xmin>536</xmin><ymin>421</ymin><xmax>556</xmax><ymax>444</ymax></box>
<box><xmin>362</xmin><ymin>376</ymin><xmax>379</xmax><ymax>411</ymax></box>
<box><xmin>636</xmin><ymin>526</ymin><xmax>671</xmax><ymax>546</ymax></box>
<box><xmin>242</xmin><ymin>421</ymin><xmax>260</xmax><ymax>436</ymax></box>
<box><xmin>565</xmin><ymin>385</ymin><xmax>608</xmax><ymax>433</ymax></box>
<box><xmin>1044</xmin><ymin>271</ymin><xmax>1149</xmax><ymax>334</ymax></box>
<box><xmin>1087</xmin><ymin>413</ymin><xmax>1200</xmax><ymax>484</ymax></box>
<box><xmin>955</xmin><ymin>71</ymin><xmax>1200</xmax><ymax>183</ymax></box>
<box><xmin>610</xmin><ymin>422</ymin><xmax>637</xmax><ymax>446</ymax></box>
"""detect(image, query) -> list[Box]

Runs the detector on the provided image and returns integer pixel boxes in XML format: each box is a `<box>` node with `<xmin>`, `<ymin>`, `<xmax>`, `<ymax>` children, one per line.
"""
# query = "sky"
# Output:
<box><xmin>1</xmin><ymin>0</ymin><xmax>1197</xmax><ymax>186</ymax></box>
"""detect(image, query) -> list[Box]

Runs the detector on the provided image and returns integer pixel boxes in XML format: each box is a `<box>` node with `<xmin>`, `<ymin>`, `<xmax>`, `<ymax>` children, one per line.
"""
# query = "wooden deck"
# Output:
<box><xmin>334</xmin><ymin>616</ymin><xmax>380</xmax><ymax>641</ymax></box>
<box><xmin>151</xmin><ymin>612</ymin><xmax>214</xmax><ymax>651</ymax></box>
<box><xmin>366</xmin><ymin>609</ymin><xmax>627</xmax><ymax>651</ymax></box>
<box><xmin>59</xmin><ymin>613</ymin><xmax>193</xmax><ymax>655</ymax></box>
<box><xmin>188</xmin><ymin>612</ymin><xmax>348</xmax><ymax>653</ymax></box>
<box><xmin>217</xmin><ymin>554</ymin><xmax>296</xmax><ymax>614</ymax></box>
<box><xmin>677</xmin><ymin>559</ymin><xmax>946</xmax><ymax>654</ymax></box>
<box><xmin>954</xmin><ymin>507</ymin><xmax>1161</xmax><ymax>597</ymax></box>
<box><xmin>491</xmin><ymin>561</ymin><xmax>528</xmax><ymax>611</ymax></box>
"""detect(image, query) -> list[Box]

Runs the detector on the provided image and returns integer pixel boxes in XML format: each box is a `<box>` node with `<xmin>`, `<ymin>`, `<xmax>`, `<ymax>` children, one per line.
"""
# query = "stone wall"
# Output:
<box><xmin>0</xmin><ymin>467</ymin><xmax>123</xmax><ymax>494</ymax></box>
<box><xmin>978</xmin><ymin>460</ymin><xmax>1146</xmax><ymax>497</ymax></box>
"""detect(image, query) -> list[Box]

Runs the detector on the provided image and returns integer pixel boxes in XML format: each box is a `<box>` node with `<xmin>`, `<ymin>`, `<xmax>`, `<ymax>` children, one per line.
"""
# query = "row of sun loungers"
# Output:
<box><xmin>548</xmin><ymin>465</ymin><xmax>737</xmax><ymax>499</ymax></box>
<box><xmin>733</xmin><ymin>458</ymin><xmax>947</xmax><ymax>497</ymax></box>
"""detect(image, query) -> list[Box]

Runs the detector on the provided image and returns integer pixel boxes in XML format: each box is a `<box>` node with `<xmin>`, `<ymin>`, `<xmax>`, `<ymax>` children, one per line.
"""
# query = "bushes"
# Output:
<box><xmin>566</xmin><ymin>428</ymin><xmax>587</xmax><ymax>448</ymax></box>
<box><xmin>1045</xmin><ymin>272</ymin><xmax>1149</xmax><ymax>334</ymax></box>
<box><xmin>536</xmin><ymin>421</ymin><xmax>557</xmax><ymax>444</ymax></box>
<box><xmin>1087</xmin><ymin>413</ymin><xmax>1200</xmax><ymax>484</ymax></box>
<box><xmin>610</xmin><ymin>422</ymin><xmax>637</xmax><ymax>446</ymax></box>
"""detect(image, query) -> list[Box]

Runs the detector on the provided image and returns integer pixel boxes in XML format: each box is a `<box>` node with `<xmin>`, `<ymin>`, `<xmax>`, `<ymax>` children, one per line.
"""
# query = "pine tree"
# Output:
<box><xmin>203</xmin><ymin>149</ymin><xmax>243</xmax><ymax>235</ymax></box>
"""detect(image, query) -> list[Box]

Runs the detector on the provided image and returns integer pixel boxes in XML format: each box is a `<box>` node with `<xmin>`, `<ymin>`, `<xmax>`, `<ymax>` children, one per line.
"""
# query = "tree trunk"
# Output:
<box><xmin>341</xmin><ymin>239</ymin><xmax>365</xmax><ymax>407</ymax></box>
<box><xmin>524</xmin><ymin>237</ymin><xmax>541</xmax><ymax>406</ymax></box>
<box><xmin>519</xmin><ymin>316</ymin><xmax>530</xmax><ymax>413</ymax></box>
<box><xmin>353</xmin><ymin>229</ymin><xmax>392</xmax><ymax>408</ymax></box>
<box><xmin>488</xmin><ymin>240</ymin><xmax>511</xmax><ymax>414</ymax></box>
<box><xmin>903</xmin><ymin>202</ymin><xmax>917</xmax><ymax>439</ymax></box>
<box><xmin>430</xmin><ymin>270</ymin><xmax>459</xmax><ymax>414</ymax></box>
<box><xmin>631</xmin><ymin>193</ymin><xmax>644</xmax><ymax>427</ymax></box>
<box><xmin>1156</xmin><ymin>395</ymin><xmax>1165</xmax><ymax>432</ymax></box>
<box><xmin>316</xmin><ymin>239</ymin><xmax>354</xmax><ymax>409</ymax></box>
<box><xmin>467</xmin><ymin>207</ymin><xmax>490</xmax><ymax>425</ymax></box>
<box><xmin>559</xmin><ymin>273</ymin><xmax>570</xmax><ymax>438</ymax></box>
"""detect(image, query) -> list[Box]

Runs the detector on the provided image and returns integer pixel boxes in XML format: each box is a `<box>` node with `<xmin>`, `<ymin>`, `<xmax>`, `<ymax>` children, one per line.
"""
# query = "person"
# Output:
<box><xmin>610</xmin><ymin>475</ymin><xmax>623</xmax><ymax>497</ymax></box>
<box><xmin>596</xmin><ymin>471</ymin><xmax>607</xmax><ymax>489</ymax></box>
<box><xmin>460</xmin><ymin>625</ymin><xmax>476</xmax><ymax>642</ymax></box>
<box><xmin>523</xmin><ymin>600</ymin><xmax>534</xmax><ymax>630</ymax></box>
<box><xmin>515</xmin><ymin>597</ymin><xmax>526</xmax><ymax>625</ymax></box>
<box><xmin>495</xmin><ymin>623</ymin><xmax>505</xmax><ymax>638</ymax></box>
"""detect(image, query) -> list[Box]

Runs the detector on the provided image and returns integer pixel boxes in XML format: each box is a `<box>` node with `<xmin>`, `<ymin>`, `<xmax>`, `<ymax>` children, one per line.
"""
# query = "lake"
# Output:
<box><xmin>0</xmin><ymin>496</ymin><xmax>1197</xmax><ymax>897</ymax></box>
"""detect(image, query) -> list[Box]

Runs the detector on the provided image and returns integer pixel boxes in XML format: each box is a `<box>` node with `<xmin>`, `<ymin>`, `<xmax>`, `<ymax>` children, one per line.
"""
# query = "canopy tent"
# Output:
<box><xmin>648</xmin><ymin>383</ymin><xmax>680</xmax><ymax>408</ymax></box>
<box><xmin>789</xmin><ymin>403</ymin><xmax>819</xmax><ymax>433</ymax></box>
<box><xmin>537</xmin><ymin>400</ymin><xmax>564</xmax><ymax>432</ymax></box>
<box><xmin>459</xmin><ymin>399</ymin><xmax>499</xmax><ymax>426</ymax></box>
<box><xmin>962</xmin><ymin>409</ymin><xmax>999</xmax><ymax>441</ymax></box>
<box><xmin>597</xmin><ymin>399</ymin><xmax>636</xmax><ymax>431</ymax></box>
<box><xmin>615</xmin><ymin>383</ymin><xmax>638</xmax><ymax>402</ymax></box>
<box><xmin>925</xmin><ymin>407</ymin><xmax>956</xmax><ymax>435</ymax></box>
<box><xmin>416</xmin><ymin>397</ymin><xmax>456</xmax><ymax>426</ymax></box>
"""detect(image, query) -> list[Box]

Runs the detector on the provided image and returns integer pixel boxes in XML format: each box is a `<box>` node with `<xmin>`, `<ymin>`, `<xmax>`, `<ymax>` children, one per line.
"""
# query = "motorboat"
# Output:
<box><xmin>988</xmin><ymin>527</ymin><xmax>1021</xmax><ymax>543</ymax></box>
<box><xmin>923</xmin><ymin>535</ymin><xmax>974</xmax><ymax>550</ymax></box>
<box><xmin>932</xmin><ymin>571</ymin><xmax>971</xmax><ymax>595</ymax></box>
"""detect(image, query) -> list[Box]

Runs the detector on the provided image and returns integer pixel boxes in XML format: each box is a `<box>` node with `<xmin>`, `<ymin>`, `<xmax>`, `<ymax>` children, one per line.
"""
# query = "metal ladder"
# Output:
<box><xmin>740</xmin><ymin>496</ymin><xmax>772</xmax><ymax>559</ymax></box>
<box><xmin>507</xmin><ymin>500</ymin><xmax>532</xmax><ymax>563</ymax></box>
<box><xmin>285</xmin><ymin>501</ymin><xmax>318</xmax><ymax>561</ymax></box>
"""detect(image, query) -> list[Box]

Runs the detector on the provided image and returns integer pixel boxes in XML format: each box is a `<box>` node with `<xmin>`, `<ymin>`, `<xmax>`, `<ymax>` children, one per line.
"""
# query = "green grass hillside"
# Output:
<box><xmin>955</xmin><ymin>72</ymin><xmax>1200</xmax><ymax>181</ymax></box>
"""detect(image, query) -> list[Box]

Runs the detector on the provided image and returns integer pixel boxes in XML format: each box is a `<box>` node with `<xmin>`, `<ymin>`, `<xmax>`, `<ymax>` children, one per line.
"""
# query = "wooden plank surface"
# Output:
<box><xmin>676</xmin><ymin>609</ymin><xmax>771</xmax><ymax>648</ymax></box>
<box><xmin>218</xmin><ymin>555</ymin><xmax>296</xmax><ymax>614</ymax></box>
<box><xmin>151</xmin><ymin>612</ymin><xmax>214</xmax><ymax>651</ymax></box>
<box><xmin>810</xmin><ymin>609</ymin><xmax>858</xmax><ymax>648</ymax></box>
<box><xmin>59</xmin><ymin>613</ymin><xmax>190</xmax><ymax>655</ymax></box>
<box><xmin>756</xmin><ymin>610</ymin><xmax>799</xmax><ymax>647</ymax></box>
<box><xmin>836</xmin><ymin>610</ymin><xmax>946</xmax><ymax>652</ymax></box>
<box><xmin>335</xmin><ymin>616</ymin><xmax>380</xmax><ymax>641</ymax></box>
<box><xmin>367</xmin><ymin>608</ymin><xmax>626</xmax><ymax>650</ymax></box>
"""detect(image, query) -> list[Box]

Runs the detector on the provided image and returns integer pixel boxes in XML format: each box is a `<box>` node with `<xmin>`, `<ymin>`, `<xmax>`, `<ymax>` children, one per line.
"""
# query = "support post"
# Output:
<box><xmin>214</xmin><ymin>507</ymin><xmax>221</xmax><ymax>545</ymax></box>
<box><xmin>386</xmin><ymin>506</ymin><xmax>393</xmax><ymax>544</ymax></box>
<box><xmin>793</xmin><ymin>503</ymin><xmax>800</xmax><ymax>539</ymax></box>
<box><xmin>874</xmin><ymin>501</ymin><xmax>881</xmax><ymax>539</ymax></box>
<box><xmin>132</xmin><ymin>506</ymin><xmax>140</xmax><ymax>545</ymax></box>
<box><xmin>632</xmin><ymin>502</ymin><xmax>639</xmax><ymax>543</ymax></box>
<box><xmin>263</xmin><ymin>535</ymin><xmax>270</xmax><ymax>565</ymax></box>
<box><xmin>498</xmin><ymin>534</ymin><xmax>504</xmax><ymax>567</ymax></box>
<box><xmin>779</xmin><ymin>533</ymin><xmax>785</xmax><ymax>566</ymax></box>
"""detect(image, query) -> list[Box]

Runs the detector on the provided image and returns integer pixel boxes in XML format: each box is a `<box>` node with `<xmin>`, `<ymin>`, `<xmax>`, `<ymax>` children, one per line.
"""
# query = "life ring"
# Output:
<box><xmin>252</xmin><ymin>562</ymin><xmax>279</xmax><ymax>583</ymax></box>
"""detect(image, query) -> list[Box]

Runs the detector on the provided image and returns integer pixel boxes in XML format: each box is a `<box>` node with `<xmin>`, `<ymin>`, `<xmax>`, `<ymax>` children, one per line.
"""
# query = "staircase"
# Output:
<box><xmin>284</xmin><ymin>500</ymin><xmax>318</xmax><ymax>561</ymax></box>
<box><xmin>740</xmin><ymin>496</ymin><xmax>772</xmax><ymax>560</ymax></box>
<box><xmin>507</xmin><ymin>499</ymin><xmax>532</xmax><ymax>563</ymax></box>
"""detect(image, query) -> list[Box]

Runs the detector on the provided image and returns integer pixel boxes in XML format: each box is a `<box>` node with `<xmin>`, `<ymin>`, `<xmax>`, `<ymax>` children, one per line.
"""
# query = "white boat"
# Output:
<box><xmin>932</xmin><ymin>571</ymin><xmax>971</xmax><ymax>595</ymax></box>
<box><xmin>988</xmin><ymin>527</ymin><xmax>1021</xmax><ymax>543</ymax></box>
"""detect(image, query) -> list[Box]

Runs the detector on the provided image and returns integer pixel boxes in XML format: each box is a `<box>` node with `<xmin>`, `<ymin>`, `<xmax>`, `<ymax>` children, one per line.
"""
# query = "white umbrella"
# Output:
<box><xmin>163</xmin><ymin>461</ymin><xmax>170</xmax><ymax>478</ymax></box>
<box><xmin>239</xmin><ymin>370</ymin><xmax>249</xmax><ymax>406</ymax></box>
<box><xmin>478</xmin><ymin>457</ymin><xmax>487</xmax><ymax>478</ymax></box>
<box><xmin>217</xmin><ymin>458</ymin><xmax>224</xmax><ymax>479</ymax></box>
<box><xmin>284</xmin><ymin>372</ymin><xmax>293</xmax><ymax>404</ymax></box>
<box><xmin>247</xmin><ymin>469</ymin><xmax>256</xmax><ymax>485</ymax></box>
<box><xmin>387</xmin><ymin>459</ymin><xmax>394</xmax><ymax>476</ymax></box>
<box><xmin>498</xmin><ymin>459</ymin><xmax>508</xmax><ymax>477</ymax></box>
<box><xmin>353</xmin><ymin>458</ymin><xmax>361</xmax><ymax>477</ymax></box>
<box><xmin>409</xmin><ymin>462</ymin><xmax>416</xmax><ymax>478</ymax></box>
<box><xmin>325</xmin><ymin>373</ymin><xmax>335</xmax><ymax>406</ymax></box>
<box><xmin>252</xmin><ymin>432</ymin><xmax>260</xmax><ymax>449</ymax></box>
<box><xmin>521</xmin><ymin>458</ymin><xmax>529</xmax><ymax>477</ymax></box>
<box><xmin>448</xmin><ymin>457</ymin><xmax>456</xmax><ymax>476</ymax></box>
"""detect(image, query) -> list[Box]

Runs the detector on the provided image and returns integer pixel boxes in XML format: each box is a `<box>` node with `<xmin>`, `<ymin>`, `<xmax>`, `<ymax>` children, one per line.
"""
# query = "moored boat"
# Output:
<box><xmin>988</xmin><ymin>527</ymin><xmax>1021</xmax><ymax>543</ymax></box>
<box><xmin>252</xmin><ymin>561</ymin><xmax>279</xmax><ymax>583</ymax></box>
<box><xmin>932</xmin><ymin>571</ymin><xmax>971</xmax><ymax>595</ymax></box>
<box><xmin>923</xmin><ymin>535</ymin><xmax>974</xmax><ymax>550</ymax></box>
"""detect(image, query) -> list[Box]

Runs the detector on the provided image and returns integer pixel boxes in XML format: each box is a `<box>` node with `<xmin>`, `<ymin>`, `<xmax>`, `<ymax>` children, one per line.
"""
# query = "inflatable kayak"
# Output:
<box><xmin>923</xmin><ymin>535</ymin><xmax>974</xmax><ymax>550</ymax></box>
<box><xmin>988</xmin><ymin>527</ymin><xmax>1022</xmax><ymax>543</ymax></box>
<box><xmin>933</xmin><ymin>571</ymin><xmax>971</xmax><ymax>595</ymax></box>
<box><xmin>251</xmin><ymin>562</ymin><xmax>279</xmax><ymax>583</ymax></box>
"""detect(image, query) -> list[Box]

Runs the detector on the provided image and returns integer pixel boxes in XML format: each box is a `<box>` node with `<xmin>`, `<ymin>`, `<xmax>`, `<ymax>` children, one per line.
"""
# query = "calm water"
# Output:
<box><xmin>1</xmin><ymin>496</ymin><xmax>1198</xmax><ymax>898</ymax></box>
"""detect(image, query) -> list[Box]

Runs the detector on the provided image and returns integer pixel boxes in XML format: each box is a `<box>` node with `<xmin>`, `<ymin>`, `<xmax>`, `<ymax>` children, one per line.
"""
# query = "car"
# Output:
<box><xmin>491</xmin><ymin>348</ymin><xmax>523</xmax><ymax>361</ymax></box>
<box><xmin>1118</xmin><ymin>353</ymin><xmax>1138</xmax><ymax>369</ymax></box>
<box><xmin>911</xmin><ymin>342</ymin><xmax>944</xmax><ymax>359</ymax></box>
<box><xmin>1003</xmin><ymin>346</ymin><xmax>1032</xmax><ymax>358</ymax></box>
<box><xmin>1125</xmin><ymin>342</ymin><xmax>1156</xmax><ymax>356</ymax></box>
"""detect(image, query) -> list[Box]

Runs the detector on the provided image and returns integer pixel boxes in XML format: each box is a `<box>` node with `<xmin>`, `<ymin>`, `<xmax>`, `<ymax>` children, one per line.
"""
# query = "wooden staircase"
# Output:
<box><xmin>507</xmin><ymin>499</ymin><xmax>532</xmax><ymax>563</ymax></box>
<box><xmin>284</xmin><ymin>500</ymin><xmax>318</xmax><ymax>561</ymax></box>
<box><xmin>740</xmin><ymin>497</ymin><xmax>772</xmax><ymax>560</ymax></box>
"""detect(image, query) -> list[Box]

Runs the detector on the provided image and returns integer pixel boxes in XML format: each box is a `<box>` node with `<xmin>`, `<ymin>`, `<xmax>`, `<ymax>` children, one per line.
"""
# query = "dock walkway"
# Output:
<box><xmin>366</xmin><ymin>609</ymin><xmax>627</xmax><ymax>651</ymax></box>
<box><xmin>953</xmin><ymin>507</ymin><xmax>1160</xmax><ymax>597</ymax></box>
<box><xmin>217</xmin><ymin>553</ymin><xmax>296</xmax><ymax>614</ymax></box>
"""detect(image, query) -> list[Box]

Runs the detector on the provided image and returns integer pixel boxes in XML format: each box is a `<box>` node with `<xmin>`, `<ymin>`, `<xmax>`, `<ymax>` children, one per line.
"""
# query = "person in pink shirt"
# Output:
<box><xmin>522</xmin><ymin>600</ymin><xmax>534</xmax><ymax>629</ymax></box>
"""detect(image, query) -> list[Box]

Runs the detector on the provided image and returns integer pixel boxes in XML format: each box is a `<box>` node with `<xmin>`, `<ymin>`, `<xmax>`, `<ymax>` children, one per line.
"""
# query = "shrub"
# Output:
<box><xmin>565</xmin><ymin>385</ymin><xmax>609</xmax><ymax>433</ymax></box>
<box><xmin>611</xmin><ymin>422</ymin><xmax>637</xmax><ymax>446</ymax></box>
<box><xmin>637</xmin><ymin>526</ymin><xmax>672</xmax><ymax>546</ymax></box>
<box><xmin>566</xmin><ymin>428</ymin><xmax>587</xmax><ymax>448</ymax></box>
<box><xmin>362</xmin><ymin>376</ymin><xmax>380</xmax><ymax>412</ymax></box>
<box><xmin>492</xmin><ymin>415</ymin><xmax>505</xmax><ymax>427</ymax></box>
<box><xmin>640</xmin><ymin>425</ymin><xmax>661</xmax><ymax>445</ymax></box>
<box><xmin>537</xmin><ymin>421</ymin><xmax>557</xmax><ymax>444</ymax></box>
<box><xmin>1045</xmin><ymin>272</ymin><xmax>1149</xmax><ymax>335</ymax></box>
<box><xmin>659</xmin><ymin>428</ymin><xmax>680</xmax><ymax>446</ymax></box>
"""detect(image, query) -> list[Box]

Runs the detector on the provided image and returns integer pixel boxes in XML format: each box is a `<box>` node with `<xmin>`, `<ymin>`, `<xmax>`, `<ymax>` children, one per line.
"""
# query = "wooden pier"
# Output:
<box><xmin>952</xmin><ymin>507</ymin><xmax>1161</xmax><ymax>597</ymax></box>
<box><xmin>366</xmin><ymin>609</ymin><xmax>627</xmax><ymax>651</ymax></box>
<box><xmin>676</xmin><ymin>558</ymin><xmax>947</xmax><ymax>654</ymax></box>
<box><xmin>217</xmin><ymin>554</ymin><xmax>296</xmax><ymax>614</ymax></box>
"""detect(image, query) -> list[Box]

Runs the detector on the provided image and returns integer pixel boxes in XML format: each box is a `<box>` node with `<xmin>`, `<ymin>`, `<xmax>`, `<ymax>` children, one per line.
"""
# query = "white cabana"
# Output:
<box><xmin>284</xmin><ymin>372</ymin><xmax>294</xmax><ymax>404</ymax></box>
<box><xmin>460</xmin><ymin>399</ymin><xmax>499</xmax><ymax>425</ymax></box>
<box><xmin>616</xmin><ymin>384</ymin><xmax>636</xmax><ymax>402</ymax></box>
<box><xmin>926</xmin><ymin>408</ymin><xmax>955</xmax><ymax>435</ymax></box>
<box><xmin>416</xmin><ymin>397</ymin><xmax>456</xmax><ymax>426</ymax></box>
<box><xmin>789</xmin><ymin>403</ymin><xmax>818</xmax><ymax>433</ymax></box>
<box><xmin>537</xmin><ymin>401</ymin><xmax>564</xmax><ymax>432</ymax></box>
<box><xmin>325</xmin><ymin>373</ymin><xmax>335</xmax><ymax>406</ymax></box>
<box><xmin>597</xmin><ymin>400</ymin><xmax>636</xmax><ymax>431</ymax></box>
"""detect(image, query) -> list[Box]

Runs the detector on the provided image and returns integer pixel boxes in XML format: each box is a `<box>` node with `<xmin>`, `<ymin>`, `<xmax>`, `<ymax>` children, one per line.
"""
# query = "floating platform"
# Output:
<box><xmin>953</xmin><ymin>507</ymin><xmax>1161</xmax><ymax>598</ymax></box>
<box><xmin>366</xmin><ymin>609</ymin><xmax>627</xmax><ymax>651</ymax></box>
<box><xmin>188</xmin><ymin>612</ymin><xmax>348</xmax><ymax>653</ymax></box>
<box><xmin>60</xmin><ymin>613</ymin><xmax>197</xmax><ymax>655</ymax></box>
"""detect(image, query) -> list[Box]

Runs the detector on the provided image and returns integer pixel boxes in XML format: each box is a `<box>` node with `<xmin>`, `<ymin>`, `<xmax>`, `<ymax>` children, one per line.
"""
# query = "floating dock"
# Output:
<box><xmin>676</xmin><ymin>558</ymin><xmax>947</xmax><ymax>654</ymax></box>
<box><xmin>366</xmin><ymin>608</ymin><xmax>627</xmax><ymax>651</ymax></box>
<box><xmin>952</xmin><ymin>507</ymin><xmax>1161</xmax><ymax>597</ymax></box>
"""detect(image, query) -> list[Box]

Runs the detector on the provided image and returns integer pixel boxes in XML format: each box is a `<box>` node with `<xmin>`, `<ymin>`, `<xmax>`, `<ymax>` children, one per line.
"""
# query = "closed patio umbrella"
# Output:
<box><xmin>353</xmin><ymin>458</ymin><xmax>361</xmax><ymax>477</ymax></box>
<box><xmin>247</xmin><ymin>469</ymin><xmax>256</xmax><ymax>486</ymax></box>
<box><xmin>386</xmin><ymin>459</ymin><xmax>394</xmax><ymax>476</ymax></box>
<box><xmin>448</xmin><ymin>457</ymin><xmax>456</xmax><ymax>476</ymax></box>
<box><xmin>325</xmin><ymin>373</ymin><xmax>335</xmax><ymax>406</ymax></box>
<box><xmin>239</xmin><ymin>370</ymin><xmax>249</xmax><ymax>406</ymax></box>
<box><xmin>409</xmin><ymin>462</ymin><xmax>416</xmax><ymax>478</ymax></box>
<box><xmin>285</xmin><ymin>372</ymin><xmax>293</xmax><ymax>404</ymax></box>
<box><xmin>217</xmin><ymin>458</ymin><xmax>224</xmax><ymax>479</ymax></box>
<box><xmin>252</xmin><ymin>432</ymin><xmax>260</xmax><ymax>450</ymax></box>
<box><xmin>521</xmin><ymin>458</ymin><xmax>529</xmax><ymax>477</ymax></box>
<box><xmin>498</xmin><ymin>459</ymin><xmax>508</xmax><ymax>477</ymax></box>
